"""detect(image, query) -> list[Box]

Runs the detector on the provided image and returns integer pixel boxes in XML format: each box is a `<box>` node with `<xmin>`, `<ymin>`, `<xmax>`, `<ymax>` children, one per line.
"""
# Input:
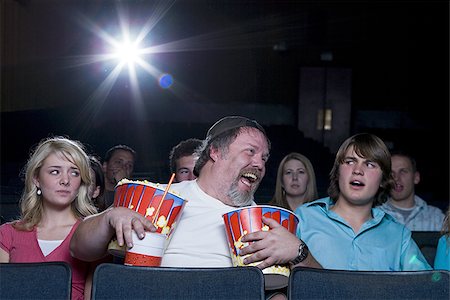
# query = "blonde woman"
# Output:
<box><xmin>270</xmin><ymin>152</ymin><xmax>318</xmax><ymax>211</ymax></box>
<box><xmin>0</xmin><ymin>136</ymin><xmax>98</xmax><ymax>300</ymax></box>
<box><xmin>434</xmin><ymin>207</ymin><xmax>450</xmax><ymax>270</ymax></box>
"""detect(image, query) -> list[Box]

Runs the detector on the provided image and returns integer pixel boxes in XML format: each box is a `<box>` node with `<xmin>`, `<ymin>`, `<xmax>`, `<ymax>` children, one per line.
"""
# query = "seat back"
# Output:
<box><xmin>92</xmin><ymin>263</ymin><xmax>265</xmax><ymax>300</ymax></box>
<box><xmin>412</xmin><ymin>231</ymin><xmax>442</xmax><ymax>267</ymax></box>
<box><xmin>288</xmin><ymin>267</ymin><xmax>449</xmax><ymax>300</ymax></box>
<box><xmin>0</xmin><ymin>261</ymin><xmax>72</xmax><ymax>300</ymax></box>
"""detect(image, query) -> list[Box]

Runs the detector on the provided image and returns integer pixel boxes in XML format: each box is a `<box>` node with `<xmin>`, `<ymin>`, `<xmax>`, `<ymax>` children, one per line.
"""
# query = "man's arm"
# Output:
<box><xmin>70</xmin><ymin>207</ymin><xmax>155</xmax><ymax>262</ymax></box>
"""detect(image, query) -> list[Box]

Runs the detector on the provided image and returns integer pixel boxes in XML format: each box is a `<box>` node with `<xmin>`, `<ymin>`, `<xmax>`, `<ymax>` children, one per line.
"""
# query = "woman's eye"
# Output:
<box><xmin>71</xmin><ymin>170</ymin><xmax>80</xmax><ymax>177</ymax></box>
<box><xmin>50</xmin><ymin>170</ymin><xmax>59</xmax><ymax>175</ymax></box>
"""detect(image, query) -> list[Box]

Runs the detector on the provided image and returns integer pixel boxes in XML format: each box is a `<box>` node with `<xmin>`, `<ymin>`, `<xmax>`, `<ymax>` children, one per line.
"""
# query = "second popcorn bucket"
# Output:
<box><xmin>223</xmin><ymin>205</ymin><xmax>299</xmax><ymax>290</ymax></box>
<box><xmin>108</xmin><ymin>178</ymin><xmax>187</xmax><ymax>266</ymax></box>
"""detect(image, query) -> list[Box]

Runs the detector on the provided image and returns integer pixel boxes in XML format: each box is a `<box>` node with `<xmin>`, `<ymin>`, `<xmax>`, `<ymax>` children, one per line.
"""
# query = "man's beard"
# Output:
<box><xmin>227</xmin><ymin>179</ymin><xmax>258</xmax><ymax>207</ymax></box>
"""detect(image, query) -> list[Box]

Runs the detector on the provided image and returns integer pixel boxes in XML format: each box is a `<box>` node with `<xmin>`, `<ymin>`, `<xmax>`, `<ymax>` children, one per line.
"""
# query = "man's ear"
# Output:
<box><xmin>209</xmin><ymin>145</ymin><xmax>220</xmax><ymax>162</ymax></box>
<box><xmin>102</xmin><ymin>162</ymin><xmax>107</xmax><ymax>173</ymax></box>
<box><xmin>414</xmin><ymin>171</ymin><xmax>420</xmax><ymax>185</ymax></box>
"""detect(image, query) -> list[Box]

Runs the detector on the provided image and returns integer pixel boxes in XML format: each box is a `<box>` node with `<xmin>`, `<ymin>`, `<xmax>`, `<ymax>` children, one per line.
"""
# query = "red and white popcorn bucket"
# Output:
<box><xmin>124</xmin><ymin>231</ymin><xmax>166</xmax><ymax>267</ymax></box>
<box><xmin>108</xmin><ymin>179</ymin><xmax>187</xmax><ymax>259</ymax></box>
<box><xmin>223</xmin><ymin>205</ymin><xmax>299</xmax><ymax>290</ymax></box>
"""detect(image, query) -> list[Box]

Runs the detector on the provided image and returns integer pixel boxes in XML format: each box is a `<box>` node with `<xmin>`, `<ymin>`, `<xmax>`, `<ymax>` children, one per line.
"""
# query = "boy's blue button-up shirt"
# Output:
<box><xmin>295</xmin><ymin>197</ymin><xmax>431</xmax><ymax>271</ymax></box>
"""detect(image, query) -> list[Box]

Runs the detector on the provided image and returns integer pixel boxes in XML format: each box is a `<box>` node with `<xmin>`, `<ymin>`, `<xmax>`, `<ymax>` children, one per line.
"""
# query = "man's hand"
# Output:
<box><xmin>105</xmin><ymin>207</ymin><xmax>156</xmax><ymax>248</ymax></box>
<box><xmin>239</xmin><ymin>216</ymin><xmax>300</xmax><ymax>270</ymax></box>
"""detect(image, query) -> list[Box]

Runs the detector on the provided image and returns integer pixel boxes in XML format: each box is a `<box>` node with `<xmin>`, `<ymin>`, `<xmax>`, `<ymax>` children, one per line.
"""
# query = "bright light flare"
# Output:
<box><xmin>113</xmin><ymin>40</ymin><xmax>141</xmax><ymax>65</ymax></box>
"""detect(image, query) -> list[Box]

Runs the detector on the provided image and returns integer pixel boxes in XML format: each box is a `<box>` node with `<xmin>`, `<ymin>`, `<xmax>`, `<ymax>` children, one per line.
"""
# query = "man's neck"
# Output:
<box><xmin>331</xmin><ymin>199</ymin><xmax>373</xmax><ymax>234</ymax></box>
<box><xmin>105</xmin><ymin>180</ymin><xmax>116</xmax><ymax>192</ymax></box>
<box><xmin>389</xmin><ymin>195</ymin><xmax>415</xmax><ymax>209</ymax></box>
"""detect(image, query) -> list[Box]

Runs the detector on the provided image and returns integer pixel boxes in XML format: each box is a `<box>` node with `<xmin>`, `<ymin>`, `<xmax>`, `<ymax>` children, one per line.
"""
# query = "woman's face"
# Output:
<box><xmin>34</xmin><ymin>152</ymin><xmax>81</xmax><ymax>208</ymax></box>
<box><xmin>282</xmin><ymin>158</ymin><xmax>309</xmax><ymax>198</ymax></box>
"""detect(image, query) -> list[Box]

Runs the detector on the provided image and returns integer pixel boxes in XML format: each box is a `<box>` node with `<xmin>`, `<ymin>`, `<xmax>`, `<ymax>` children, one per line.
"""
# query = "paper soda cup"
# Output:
<box><xmin>223</xmin><ymin>205</ymin><xmax>299</xmax><ymax>290</ymax></box>
<box><xmin>108</xmin><ymin>179</ymin><xmax>187</xmax><ymax>257</ymax></box>
<box><xmin>124</xmin><ymin>231</ymin><xmax>166</xmax><ymax>267</ymax></box>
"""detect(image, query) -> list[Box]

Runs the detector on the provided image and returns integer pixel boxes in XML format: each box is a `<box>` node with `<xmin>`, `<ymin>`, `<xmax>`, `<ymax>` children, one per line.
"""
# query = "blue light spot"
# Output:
<box><xmin>159</xmin><ymin>74</ymin><xmax>173</xmax><ymax>89</ymax></box>
<box><xmin>431</xmin><ymin>272</ymin><xmax>442</xmax><ymax>282</ymax></box>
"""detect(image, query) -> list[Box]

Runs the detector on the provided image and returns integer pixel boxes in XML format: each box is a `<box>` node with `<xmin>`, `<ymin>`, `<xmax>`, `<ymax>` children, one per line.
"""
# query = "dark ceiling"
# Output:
<box><xmin>2</xmin><ymin>0</ymin><xmax>448</xmax><ymax>111</ymax></box>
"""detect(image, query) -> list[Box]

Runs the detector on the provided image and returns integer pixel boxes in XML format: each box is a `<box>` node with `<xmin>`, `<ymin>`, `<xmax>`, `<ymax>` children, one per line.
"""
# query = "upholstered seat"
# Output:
<box><xmin>288</xmin><ymin>267</ymin><xmax>449</xmax><ymax>299</ymax></box>
<box><xmin>0</xmin><ymin>261</ymin><xmax>72</xmax><ymax>299</ymax></box>
<box><xmin>92</xmin><ymin>263</ymin><xmax>265</xmax><ymax>299</ymax></box>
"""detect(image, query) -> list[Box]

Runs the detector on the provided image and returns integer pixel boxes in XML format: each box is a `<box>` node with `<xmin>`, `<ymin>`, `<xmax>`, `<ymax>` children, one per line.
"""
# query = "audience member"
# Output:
<box><xmin>434</xmin><ymin>207</ymin><xmax>450</xmax><ymax>270</ymax></box>
<box><xmin>97</xmin><ymin>144</ymin><xmax>136</xmax><ymax>211</ymax></box>
<box><xmin>0</xmin><ymin>136</ymin><xmax>98</xmax><ymax>300</ymax></box>
<box><xmin>378</xmin><ymin>151</ymin><xmax>445</xmax><ymax>231</ymax></box>
<box><xmin>89</xmin><ymin>155</ymin><xmax>105</xmax><ymax>209</ymax></box>
<box><xmin>269</xmin><ymin>152</ymin><xmax>318</xmax><ymax>211</ymax></box>
<box><xmin>169</xmin><ymin>138</ymin><xmax>202</xmax><ymax>182</ymax></box>
<box><xmin>70</xmin><ymin>116</ymin><xmax>320</xmax><ymax>300</ymax></box>
<box><xmin>241</xmin><ymin>133</ymin><xmax>431</xmax><ymax>271</ymax></box>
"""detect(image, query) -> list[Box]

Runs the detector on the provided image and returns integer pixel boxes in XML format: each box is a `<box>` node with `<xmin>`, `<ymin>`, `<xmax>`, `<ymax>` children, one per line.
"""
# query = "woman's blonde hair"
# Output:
<box><xmin>269</xmin><ymin>152</ymin><xmax>318</xmax><ymax>211</ymax></box>
<box><xmin>14</xmin><ymin>136</ymin><xmax>97</xmax><ymax>231</ymax></box>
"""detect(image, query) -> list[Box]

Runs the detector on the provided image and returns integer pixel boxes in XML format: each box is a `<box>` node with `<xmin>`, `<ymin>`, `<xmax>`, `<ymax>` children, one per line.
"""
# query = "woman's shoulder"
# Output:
<box><xmin>0</xmin><ymin>221</ymin><xmax>33</xmax><ymax>233</ymax></box>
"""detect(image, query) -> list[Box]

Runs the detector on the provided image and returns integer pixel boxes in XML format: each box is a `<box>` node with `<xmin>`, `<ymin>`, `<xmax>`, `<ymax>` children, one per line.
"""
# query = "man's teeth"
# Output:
<box><xmin>242</xmin><ymin>172</ymin><xmax>257</xmax><ymax>182</ymax></box>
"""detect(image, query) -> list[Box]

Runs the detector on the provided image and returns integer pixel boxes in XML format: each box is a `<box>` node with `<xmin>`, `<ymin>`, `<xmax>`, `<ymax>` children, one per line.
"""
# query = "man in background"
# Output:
<box><xmin>97</xmin><ymin>144</ymin><xmax>136</xmax><ymax>211</ymax></box>
<box><xmin>379</xmin><ymin>151</ymin><xmax>444</xmax><ymax>231</ymax></box>
<box><xmin>169</xmin><ymin>138</ymin><xmax>202</xmax><ymax>182</ymax></box>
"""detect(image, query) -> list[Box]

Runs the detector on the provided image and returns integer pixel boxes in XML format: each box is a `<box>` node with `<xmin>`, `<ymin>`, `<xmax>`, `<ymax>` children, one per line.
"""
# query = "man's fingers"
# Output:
<box><xmin>262</xmin><ymin>216</ymin><xmax>282</xmax><ymax>228</ymax></box>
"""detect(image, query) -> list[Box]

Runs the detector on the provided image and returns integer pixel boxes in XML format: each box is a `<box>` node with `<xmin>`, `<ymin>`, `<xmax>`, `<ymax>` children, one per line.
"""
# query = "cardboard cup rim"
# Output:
<box><xmin>222</xmin><ymin>204</ymin><xmax>299</xmax><ymax>221</ymax></box>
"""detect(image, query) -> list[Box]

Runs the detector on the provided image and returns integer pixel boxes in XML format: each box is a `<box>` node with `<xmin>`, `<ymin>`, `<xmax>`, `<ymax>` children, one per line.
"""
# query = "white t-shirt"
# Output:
<box><xmin>161</xmin><ymin>180</ymin><xmax>247</xmax><ymax>267</ymax></box>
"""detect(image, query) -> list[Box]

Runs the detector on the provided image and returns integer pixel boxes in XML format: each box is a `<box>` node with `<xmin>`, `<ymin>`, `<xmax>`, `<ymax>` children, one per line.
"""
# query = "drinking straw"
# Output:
<box><xmin>153</xmin><ymin>173</ymin><xmax>176</xmax><ymax>226</ymax></box>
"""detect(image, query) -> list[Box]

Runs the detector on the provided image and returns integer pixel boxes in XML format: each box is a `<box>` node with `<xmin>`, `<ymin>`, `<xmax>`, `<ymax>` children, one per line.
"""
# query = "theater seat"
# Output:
<box><xmin>91</xmin><ymin>263</ymin><xmax>265</xmax><ymax>299</ymax></box>
<box><xmin>0</xmin><ymin>261</ymin><xmax>72</xmax><ymax>299</ymax></box>
<box><xmin>412</xmin><ymin>231</ymin><xmax>442</xmax><ymax>267</ymax></box>
<box><xmin>288</xmin><ymin>267</ymin><xmax>449</xmax><ymax>300</ymax></box>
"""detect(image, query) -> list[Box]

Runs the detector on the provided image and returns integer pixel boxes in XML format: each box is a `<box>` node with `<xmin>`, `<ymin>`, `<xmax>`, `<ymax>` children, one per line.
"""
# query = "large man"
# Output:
<box><xmin>70</xmin><ymin>116</ymin><xmax>319</xmax><ymax>270</ymax></box>
<box><xmin>379</xmin><ymin>151</ymin><xmax>445</xmax><ymax>231</ymax></box>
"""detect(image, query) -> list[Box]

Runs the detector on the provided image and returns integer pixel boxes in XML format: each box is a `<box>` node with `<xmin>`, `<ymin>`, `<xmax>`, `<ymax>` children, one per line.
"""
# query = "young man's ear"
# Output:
<box><xmin>413</xmin><ymin>171</ymin><xmax>420</xmax><ymax>185</ymax></box>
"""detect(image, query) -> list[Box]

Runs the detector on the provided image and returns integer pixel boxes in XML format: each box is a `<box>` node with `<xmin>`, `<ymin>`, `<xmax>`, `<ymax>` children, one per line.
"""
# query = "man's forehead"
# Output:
<box><xmin>391</xmin><ymin>156</ymin><xmax>411</xmax><ymax>167</ymax></box>
<box><xmin>234</xmin><ymin>128</ymin><xmax>269</xmax><ymax>150</ymax></box>
<box><xmin>344</xmin><ymin>146</ymin><xmax>363</xmax><ymax>159</ymax></box>
<box><xmin>111</xmin><ymin>150</ymin><xmax>134</xmax><ymax>160</ymax></box>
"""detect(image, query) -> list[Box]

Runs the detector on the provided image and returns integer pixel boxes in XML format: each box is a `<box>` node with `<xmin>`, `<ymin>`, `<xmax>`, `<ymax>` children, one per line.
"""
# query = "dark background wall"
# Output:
<box><xmin>1</xmin><ymin>0</ymin><xmax>448</xmax><ymax>219</ymax></box>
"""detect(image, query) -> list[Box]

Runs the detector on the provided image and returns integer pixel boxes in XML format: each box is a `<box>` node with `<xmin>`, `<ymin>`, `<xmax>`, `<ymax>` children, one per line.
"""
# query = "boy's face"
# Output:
<box><xmin>337</xmin><ymin>146</ymin><xmax>383</xmax><ymax>207</ymax></box>
<box><xmin>175</xmin><ymin>154</ymin><xmax>198</xmax><ymax>182</ymax></box>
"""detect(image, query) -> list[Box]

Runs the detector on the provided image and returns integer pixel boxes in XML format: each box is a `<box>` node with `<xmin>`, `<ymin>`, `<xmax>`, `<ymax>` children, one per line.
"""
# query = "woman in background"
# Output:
<box><xmin>270</xmin><ymin>152</ymin><xmax>318</xmax><ymax>211</ymax></box>
<box><xmin>434</xmin><ymin>207</ymin><xmax>450</xmax><ymax>270</ymax></box>
<box><xmin>0</xmin><ymin>136</ymin><xmax>98</xmax><ymax>300</ymax></box>
<box><xmin>89</xmin><ymin>155</ymin><xmax>105</xmax><ymax>209</ymax></box>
